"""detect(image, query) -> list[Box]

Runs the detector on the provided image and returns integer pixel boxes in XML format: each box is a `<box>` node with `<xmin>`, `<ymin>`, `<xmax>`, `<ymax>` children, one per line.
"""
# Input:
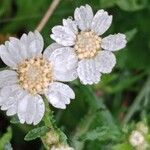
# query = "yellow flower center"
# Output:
<box><xmin>74</xmin><ymin>31</ymin><xmax>101</xmax><ymax>59</ymax></box>
<box><xmin>17</xmin><ymin>57</ymin><xmax>53</xmax><ymax>95</ymax></box>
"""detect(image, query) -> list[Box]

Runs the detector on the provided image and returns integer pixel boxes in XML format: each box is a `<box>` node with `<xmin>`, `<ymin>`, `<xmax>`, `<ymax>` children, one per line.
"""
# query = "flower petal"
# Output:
<box><xmin>51</xmin><ymin>25</ymin><xmax>76</xmax><ymax>46</ymax></box>
<box><xmin>26</xmin><ymin>31</ymin><xmax>44</xmax><ymax>58</ymax></box>
<box><xmin>49</xmin><ymin>47</ymin><xmax>78</xmax><ymax>82</ymax></box>
<box><xmin>0</xmin><ymin>31</ymin><xmax>44</xmax><ymax>68</ymax></box>
<box><xmin>101</xmin><ymin>33</ymin><xmax>127</xmax><ymax>51</ymax></box>
<box><xmin>0</xmin><ymin>44</ymin><xmax>18</xmax><ymax>68</ymax></box>
<box><xmin>0</xmin><ymin>85</ymin><xmax>25</xmax><ymax>116</ymax></box>
<box><xmin>77</xmin><ymin>59</ymin><xmax>101</xmax><ymax>85</ymax></box>
<box><xmin>91</xmin><ymin>10</ymin><xmax>112</xmax><ymax>35</ymax></box>
<box><xmin>95</xmin><ymin>50</ymin><xmax>116</xmax><ymax>73</ymax></box>
<box><xmin>63</xmin><ymin>18</ymin><xmax>78</xmax><ymax>34</ymax></box>
<box><xmin>0</xmin><ymin>70</ymin><xmax>18</xmax><ymax>88</ymax></box>
<box><xmin>33</xmin><ymin>96</ymin><xmax>45</xmax><ymax>125</ymax></box>
<box><xmin>44</xmin><ymin>82</ymin><xmax>75</xmax><ymax>109</ymax></box>
<box><xmin>74</xmin><ymin>4</ymin><xmax>93</xmax><ymax>31</ymax></box>
<box><xmin>43</xmin><ymin>43</ymin><xmax>62</xmax><ymax>60</ymax></box>
<box><xmin>18</xmin><ymin>94</ymin><xmax>45</xmax><ymax>125</ymax></box>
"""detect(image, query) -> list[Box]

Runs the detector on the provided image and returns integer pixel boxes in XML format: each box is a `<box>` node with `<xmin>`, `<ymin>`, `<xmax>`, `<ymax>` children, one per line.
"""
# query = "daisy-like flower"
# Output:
<box><xmin>0</xmin><ymin>31</ymin><xmax>77</xmax><ymax>125</ymax></box>
<box><xmin>50</xmin><ymin>4</ymin><xmax>127</xmax><ymax>84</ymax></box>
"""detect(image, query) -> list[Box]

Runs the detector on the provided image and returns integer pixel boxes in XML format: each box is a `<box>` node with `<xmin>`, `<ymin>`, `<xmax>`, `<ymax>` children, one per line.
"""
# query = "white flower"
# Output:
<box><xmin>129</xmin><ymin>130</ymin><xmax>145</xmax><ymax>147</ymax></box>
<box><xmin>136</xmin><ymin>122</ymin><xmax>149</xmax><ymax>135</ymax></box>
<box><xmin>0</xmin><ymin>31</ymin><xmax>77</xmax><ymax>125</ymax></box>
<box><xmin>51</xmin><ymin>145</ymin><xmax>74</xmax><ymax>150</ymax></box>
<box><xmin>50</xmin><ymin>4</ymin><xmax>127</xmax><ymax>85</ymax></box>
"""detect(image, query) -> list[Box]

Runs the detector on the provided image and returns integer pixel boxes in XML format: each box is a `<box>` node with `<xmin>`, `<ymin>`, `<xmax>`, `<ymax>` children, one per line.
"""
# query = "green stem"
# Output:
<box><xmin>123</xmin><ymin>76</ymin><xmax>150</xmax><ymax>124</ymax></box>
<box><xmin>43</xmin><ymin>96</ymin><xmax>54</xmax><ymax>129</ymax></box>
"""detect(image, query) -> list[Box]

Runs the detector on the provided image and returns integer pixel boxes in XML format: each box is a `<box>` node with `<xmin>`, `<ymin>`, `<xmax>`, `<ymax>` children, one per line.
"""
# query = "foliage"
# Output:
<box><xmin>0</xmin><ymin>0</ymin><xmax>150</xmax><ymax>149</ymax></box>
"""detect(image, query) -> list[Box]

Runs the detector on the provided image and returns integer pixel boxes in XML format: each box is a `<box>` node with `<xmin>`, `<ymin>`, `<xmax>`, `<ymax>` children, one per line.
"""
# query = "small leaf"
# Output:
<box><xmin>125</xmin><ymin>28</ymin><xmax>138</xmax><ymax>42</ymax></box>
<box><xmin>10</xmin><ymin>115</ymin><xmax>20</xmax><ymax>124</ymax></box>
<box><xmin>0</xmin><ymin>127</ymin><xmax>12</xmax><ymax>150</ymax></box>
<box><xmin>79</xmin><ymin>126</ymin><xmax>120</xmax><ymax>142</ymax></box>
<box><xmin>24</xmin><ymin>126</ymin><xmax>49</xmax><ymax>141</ymax></box>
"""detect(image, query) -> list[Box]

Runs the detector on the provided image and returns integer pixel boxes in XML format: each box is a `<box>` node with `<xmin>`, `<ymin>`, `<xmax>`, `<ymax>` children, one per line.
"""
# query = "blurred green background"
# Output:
<box><xmin>0</xmin><ymin>0</ymin><xmax>150</xmax><ymax>149</ymax></box>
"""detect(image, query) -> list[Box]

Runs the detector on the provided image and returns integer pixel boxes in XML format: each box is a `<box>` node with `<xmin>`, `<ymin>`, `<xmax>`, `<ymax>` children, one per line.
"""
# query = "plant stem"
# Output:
<box><xmin>123</xmin><ymin>76</ymin><xmax>150</xmax><ymax>124</ymax></box>
<box><xmin>35</xmin><ymin>0</ymin><xmax>61</xmax><ymax>32</ymax></box>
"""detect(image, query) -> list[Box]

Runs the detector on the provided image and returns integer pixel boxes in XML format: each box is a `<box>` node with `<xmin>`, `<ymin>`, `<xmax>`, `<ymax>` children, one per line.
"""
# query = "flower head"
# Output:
<box><xmin>51</xmin><ymin>4</ymin><xmax>127</xmax><ymax>85</ymax></box>
<box><xmin>129</xmin><ymin>130</ymin><xmax>145</xmax><ymax>147</ymax></box>
<box><xmin>136</xmin><ymin>122</ymin><xmax>149</xmax><ymax>135</ymax></box>
<box><xmin>0</xmin><ymin>31</ymin><xmax>77</xmax><ymax>125</ymax></box>
<box><xmin>51</xmin><ymin>144</ymin><xmax>74</xmax><ymax>150</ymax></box>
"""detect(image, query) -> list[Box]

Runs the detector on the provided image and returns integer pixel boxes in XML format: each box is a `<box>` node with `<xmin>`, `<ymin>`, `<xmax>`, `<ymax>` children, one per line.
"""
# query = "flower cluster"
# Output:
<box><xmin>0</xmin><ymin>4</ymin><xmax>127</xmax><ymax>125</ymax></box>
<box><xmin>129</xmin><ymin>122</ymin><xmax>149</xmax><ymax>150</ymax></box>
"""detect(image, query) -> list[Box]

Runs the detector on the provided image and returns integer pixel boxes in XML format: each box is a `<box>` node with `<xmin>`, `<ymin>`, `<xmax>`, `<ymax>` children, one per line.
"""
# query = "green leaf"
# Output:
<box><xmin>10</xmin><ymin>115</ymin><xmax>20</xmax><ymax>124</ymax></box>
<box><xmin>79</xmin><ymin>126</ymin><xmax>120</xmax><ymax>142</ymax></box>
<box><xmin>0</xmin><ymin>127</ymin><xmax>12</xmax><ymax>150</ymax></box>
<box><xmin>116</xmin><ymin>0</ymin><xmax>148</xmax><ymax>11</ymax></box>
<box><xmin>125</xmin><ymin>28</ymin><xmax>138</xmax><ymax>42</ymax></box>
<box><xmin>24</xmin><ymin>126</ymin><xmax>49</xmax><ymax>141</ymax></box>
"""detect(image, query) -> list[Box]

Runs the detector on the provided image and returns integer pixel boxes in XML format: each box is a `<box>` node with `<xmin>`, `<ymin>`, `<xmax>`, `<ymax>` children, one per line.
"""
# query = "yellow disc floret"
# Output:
<box><xmin>17</xmin><ymin>57</ymin><xmax>53</xmax><ymax>95</ymax></box>
<box><xmin>75</xmin><ymin>31</ymin><xmax>101</xmax><ymax>59</ymax></box>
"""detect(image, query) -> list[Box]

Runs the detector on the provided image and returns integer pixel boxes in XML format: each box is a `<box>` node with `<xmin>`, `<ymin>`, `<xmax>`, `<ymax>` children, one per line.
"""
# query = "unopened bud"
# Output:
<box><xmin>43</xmin><ymin>130</ymin><xmax>59</xmax><ymax>147</ymax></box>
<box><xmin>51</xmin><ymin>144</ymin><xmax>74</xmax><ymax>150</ymax></box>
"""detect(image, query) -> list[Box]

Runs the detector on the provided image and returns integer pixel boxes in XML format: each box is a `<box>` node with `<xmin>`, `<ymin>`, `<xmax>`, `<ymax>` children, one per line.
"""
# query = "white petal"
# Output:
<box><xmin>54</xmin><ymin>69</ymin><xmax>78</xmax><ymax>82</ymax></box>
<box><xmin>20</xmin><ymin>31</ymin><xmax>44</xmax><ymax>59</ymax></box>
<box><xmin>0</xmin><ymin>70</ymin><xmax>18</xmax><ymax>88</ymax></box>
<box><xmin>91</xmin><ymin>10</ymin><xmax>112</xmax><ymax>35</ymax></box>
<box><xmin>45</xmin><ymin>91</ymin><xmax>66</xmax><ymax>109</ymax></box>
<box><xmin>0</xmin><ymin>31</ymin><xmax>44</xmax><ymax>68</ymax></box>
<box><xmin>17</xmin><ymin>94</ymin><xmax>45</xmax><ymax>125</ymax></box>
<box><xmin>0</xmin><ymin>85</ymin><xmax>25</xmax><ymax>117</ymax></box>
<box><xmin>77</xmin><ymin>59</ymin><xmax>101</xmax><ymax>85</ymax></box>
<box><xmin>51</xmin><ymin>25</ymin><xmax>76</xmax><ymax>46</ymax></box>
<box><xmin>17</xmin><ymin>95</ymin><xmax>29</xmax><ymax>124</ymax></box>
<box><xmin>5</xmin><ymin>41</ymin><xmax>22</xmax><ymax>65</ymax></box>
<box><xmin>33</xmin><ymin>95</ymin><xmax>45</xmax><ymax>125</ymax></box>
<box><xmin>9</xmin><ymin>37</ymin><xmax>27</xmax><ymax>60</ymax></box>
<box><xmin>27</xmin><ymin>31</ymin><xmax>44</xmax><ymax>58</ymax></box>
<box><xmin>0</xmin><ymin>45</ymin><xmax>17</xmax><ymax>68</ymax></box>
<box><xmin>44</xmin><ymin>82</ymin><xmax>75</xmax><ymax>109</ymax></box>
<box><xmin>101</xmin><ymin>33</ymin><xmax>127</xmax><ymax>51</ymax></box>
<box><xmin>43</xmin><ymin>43</ymin><xmax>62</xmax><ymax>60</ymax></box>
<box><xmin>95</xmin><ymin>50</ymin><xmax>116</xmax><ymax>73</ymax></box>
<box><xmin>74</xmin><ymin>4</ymin><xmax>93</xmax><ymax>31</ymax></box>
<box><xmin>49</xmin><ymin>47</ymin><xmax>78</xmax><ymax>82</ymax></box>
<box><xmin>63</xmin><ymin>18</ymin><xmax>78</xmax><ymax>34</ymax></box>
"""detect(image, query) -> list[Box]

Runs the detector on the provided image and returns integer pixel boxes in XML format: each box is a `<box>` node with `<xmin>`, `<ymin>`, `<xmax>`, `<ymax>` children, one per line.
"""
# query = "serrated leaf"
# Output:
<box><xmin>24</xmin><ymin>126</ymin><xmax>49</xmax><ymax>141</ymax></box>
<box><xmin>0</xmin><ymin>127</ymin><xmax>12</xmax><ymax>150</ymax></box>
<box><xmin>79</xmin><ymin>126</ymin><xmax>120</xmax><ymax>142</ymax></box>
